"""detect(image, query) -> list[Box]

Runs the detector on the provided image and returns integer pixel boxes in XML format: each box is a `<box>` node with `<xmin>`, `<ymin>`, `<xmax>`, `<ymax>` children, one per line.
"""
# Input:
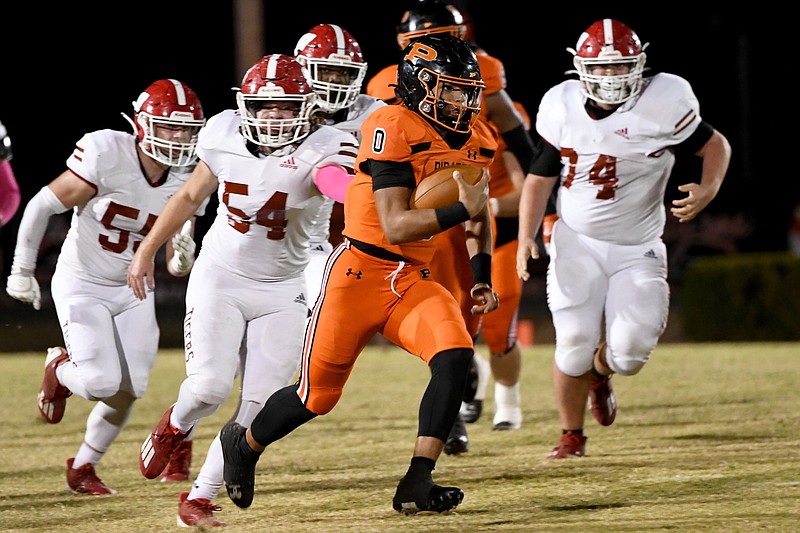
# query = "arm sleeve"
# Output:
<box><xmin>501</xmin><ymin>125</ymin><xmax>536</xmax><ymax>174</ymax></box>
<box><xmin>0</xmin><ymin>160</ymin><xmax>20</xmax><ymax>226</ymax></box>
<box><xmin>11</xmin><ymin>186</ymin><xmax>69</xmax><ymax>271</ymax></box>
<box><xmin>366</xmin><ymin>160</ymin><xmax>416</xmax><ymax>191</ymax></box>
<box><xmin>529</xmin><ymin>137</ymin><xmax>562</xmax><ymax>177</ymax></box>
<box><xmin>676</xmin><ymin>119</ymin><xmax>714</xmax><ymax>156</ymax></box>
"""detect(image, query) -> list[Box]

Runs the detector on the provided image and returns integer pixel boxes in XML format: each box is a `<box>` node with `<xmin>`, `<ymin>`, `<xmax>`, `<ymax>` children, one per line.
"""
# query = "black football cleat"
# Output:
<box><xmin>393</xmin><ymin>475</ymin><xmax>464</xmax><ymax>515</ymax></box>
<box><xmin>444</xmin><ymin>414</ymin><xmax>469</xmax><ymax>455</ymax></box>
<box><xmin>220</xmin><ymin>422</ymin><xmax>258</xmax><ymax>509</ymax></box>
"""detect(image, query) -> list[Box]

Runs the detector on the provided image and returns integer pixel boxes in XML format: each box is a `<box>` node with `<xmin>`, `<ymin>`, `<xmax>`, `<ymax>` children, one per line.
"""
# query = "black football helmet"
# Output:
<box><xmin>396</xmin><ymin>33</ymin><xmax>484</xmax><ymax>133</ymax></box>
<box><xmin>396</xmin><ymin>0</ymin><xmax>467</xmax><ymax>49</ymax></box>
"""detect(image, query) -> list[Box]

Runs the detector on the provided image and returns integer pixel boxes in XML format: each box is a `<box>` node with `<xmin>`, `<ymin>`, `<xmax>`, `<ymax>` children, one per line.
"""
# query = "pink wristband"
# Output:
<box><xmin>0</xmin><ymin>160</ymin><xmax>20</xmax><ymax>225</ymax></box>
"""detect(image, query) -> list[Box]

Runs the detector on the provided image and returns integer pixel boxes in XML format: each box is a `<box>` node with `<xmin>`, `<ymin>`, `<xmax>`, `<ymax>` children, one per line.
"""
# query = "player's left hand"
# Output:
<box><xmin>127</xmin><ymin>251</ymin><xmax>156</xmax><ymax>300</ymax></box>
<box><xmin>470</xmin><ymin>283</ymin><xmax>499</xmax><ymax>315</ymax></box>
<box><xmin>671</xmin><ymin>182</ymin><xmax>716</xmax><ymax>223</ymax></box>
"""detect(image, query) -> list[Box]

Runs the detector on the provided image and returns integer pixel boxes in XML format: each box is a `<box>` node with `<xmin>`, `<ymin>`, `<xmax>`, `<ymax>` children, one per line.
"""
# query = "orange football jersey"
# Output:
<box><xmin>343</xmin><ymin>104</ymin><xmax>497</xmax><ymax>265</ymax></box>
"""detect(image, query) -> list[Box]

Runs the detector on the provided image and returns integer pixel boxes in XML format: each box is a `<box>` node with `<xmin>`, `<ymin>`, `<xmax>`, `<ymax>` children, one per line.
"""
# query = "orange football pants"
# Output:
<box><xmin>428</xmin><ymin>226</ymin><xmax>481</xmax><ymax>337</ymax></box>
<box><xmin>297</xmin><ymin>240</ymin><xmax>474</xmax><ymax>415</ymax></box>
<box><xmin>480</xmin><ymin>238</ymin><xmax>522</xmax><ymax>353</ymax></box>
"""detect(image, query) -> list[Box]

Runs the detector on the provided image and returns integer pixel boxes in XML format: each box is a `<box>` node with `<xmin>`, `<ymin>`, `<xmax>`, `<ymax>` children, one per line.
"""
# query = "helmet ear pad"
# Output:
<box><xmin>133</xmin><ymin>113</ymin><xmax>148</xmax><ymax>144</ymax></box>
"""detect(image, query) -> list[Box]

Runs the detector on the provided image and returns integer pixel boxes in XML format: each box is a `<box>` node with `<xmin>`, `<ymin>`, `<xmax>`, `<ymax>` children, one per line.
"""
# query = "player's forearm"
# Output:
<box><xmin>465</xmin><ymin>206</ymin><xmax>492</xmax><ymax>257</ymax></box>
<box><xmin>698</xmin><ymin>130</ymin><xmax>732</xmax><ymax>196</ymax></box>
<box><xmin>518</xmin><ymin>174</ymin><xmax>553</xmax><ymax>242</ymax></box>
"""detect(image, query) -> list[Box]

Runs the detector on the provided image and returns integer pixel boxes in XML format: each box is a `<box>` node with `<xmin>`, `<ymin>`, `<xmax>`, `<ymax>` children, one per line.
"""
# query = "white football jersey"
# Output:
<box><xmin>197</xmin><ymin>109</ymin><xmax>358</xmax><ymax>281</ymax></box>
<box><xmin>307</xmin><ymin>95</ymin><xmax>386</xmax><ymax>245</ymax></box>
<box><xmin>59</xmin><ymin>129</ymin><xmax>204</xmax><ymax>285</ymax></box>
<box><xmin>537</xmin><ymin>73</ymin><xmax>701</xmax><ymax>244</ymax></box>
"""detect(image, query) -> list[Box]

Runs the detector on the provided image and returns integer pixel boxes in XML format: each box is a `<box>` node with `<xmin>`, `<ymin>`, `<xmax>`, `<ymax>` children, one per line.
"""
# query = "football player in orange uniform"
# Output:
<box><xmin>220</xmin><ymin>34</ymin><xmax>499</xmax><ymax>516</ymax></box>
<box><xmin>367</xmin><ymin>0</ymin><xmax>538</xmax><ymax>449</ymax></box>
<box><xmin>465</xmin><ymin>101</ymin><xmax>530</xmax><ymax>430</ymax></box>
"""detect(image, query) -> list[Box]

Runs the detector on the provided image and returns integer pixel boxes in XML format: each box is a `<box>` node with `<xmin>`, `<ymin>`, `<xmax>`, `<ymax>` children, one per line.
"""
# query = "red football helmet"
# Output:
<box><xmin>131</xmin><ymin>79</ymin><xmax>205</xmax><ymax>167</ymax></box>
<box><xmin>294</xmin><ymin>24</ymin><xmax>368</xmax><ymax>113</ymax></box>
<box><xmin>396</xmin><ymin>0</ymin><xmax>467</xmax><ymax>50</ymax></box>
<box><xmin>236</xmin><ymin>54</ymin><xmax>316</xmax><ymax>147</ymax></box>
<box><xmin>568</xmin><ymin>19</ymin><xmax>648</xmax><ymax>105</ymax></box>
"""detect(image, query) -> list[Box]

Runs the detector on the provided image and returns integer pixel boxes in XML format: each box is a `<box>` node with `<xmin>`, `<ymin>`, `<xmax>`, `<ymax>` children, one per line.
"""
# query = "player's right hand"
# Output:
<box><xmin>6</xmin><ymin>269</ymin><xmax>41</xmax><ymax>310</ymax></box>
<box><xmin>455</xmin><ymin>168</ymin><xmax>489</xmax><ymax>217</ymax></box>
<box><xmin>127</xmin><ymin>251</ymin><xmax>156</xmax><ymax>301</ymax></box>
<box><xmin>516</xmin><ymin>238</ymin><xmax>538</xmax><ymax>282</ymax></box>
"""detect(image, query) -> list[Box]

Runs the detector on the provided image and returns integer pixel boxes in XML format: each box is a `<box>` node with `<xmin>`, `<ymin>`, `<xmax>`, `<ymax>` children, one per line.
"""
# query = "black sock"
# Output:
<box><xmin>562</xmin><ymin>429</ymin><xmax>584</xmax><ymax>436</ymax></box>
<box><xmin>240</xmin><ymin>435</ymin><xmax>262</xmax><ymax>460</ymax></box>
<box><xmin>406</xmin><ymin>456</ymin><xmax>436</xmax><ymax>480</ymax></box>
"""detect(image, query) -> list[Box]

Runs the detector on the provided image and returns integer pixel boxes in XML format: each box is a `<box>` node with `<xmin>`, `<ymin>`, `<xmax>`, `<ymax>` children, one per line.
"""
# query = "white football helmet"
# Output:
<box><xmin>568</xmin><ymin>19</ymin><xmax>648</xmax><ymax>105</ymax></box>
<box><xmin>294</xmin><ymin>23</ymin><xmax>368</xmax><ymax>113</ymax></box>
<box><xmin>130</xmin><ymin>79</ymin><xmax>205</xmax><ymax>167</ymax></box>
<box><xmin>236</xmin><ymin>54</ymin><xmax>316</xmax><ymax>147</ymax></box>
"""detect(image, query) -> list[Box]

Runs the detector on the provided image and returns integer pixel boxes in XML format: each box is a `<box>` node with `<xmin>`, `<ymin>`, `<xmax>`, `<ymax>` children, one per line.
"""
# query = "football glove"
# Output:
<box><xmin>169</xmin><ymin>221</ymin><xmax>196</xmax><ymax>274</ymax></box>
<box><xmin>6</xmin><ymin>267</ymin><xmax>41</xmax><ymax>310</ymax></box>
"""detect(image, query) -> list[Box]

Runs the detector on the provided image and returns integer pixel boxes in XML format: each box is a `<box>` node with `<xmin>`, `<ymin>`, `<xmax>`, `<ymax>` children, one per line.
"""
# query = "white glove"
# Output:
<box><xmin>169</xmin><ymin>220</ymin><xmax>196</xmax><ymax>274</ymax></box>
<box><xmin>6</xmin><ymin>268</ymin><xmax>41</xmax><ymax>310</ymax></box>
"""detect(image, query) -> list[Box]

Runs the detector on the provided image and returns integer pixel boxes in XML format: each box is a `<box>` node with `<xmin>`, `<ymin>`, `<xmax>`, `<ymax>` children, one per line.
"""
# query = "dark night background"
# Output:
<box><xmin>0</xmin><ymin>2</ymin><xmax>790</xmax><ymax>347</ymax></box>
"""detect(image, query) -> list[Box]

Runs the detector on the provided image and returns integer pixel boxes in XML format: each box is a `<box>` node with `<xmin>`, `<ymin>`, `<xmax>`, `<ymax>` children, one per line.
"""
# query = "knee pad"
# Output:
<box><xmin>189</xmin><ymin>373</ymin><xmax>234</xmax><ymax>407</ymax></box>
<box><xmin>553</xmin><ymin>323</ymin><xmax>597</xmax><ymax>376</ymax></box>
<box><xmin>554</xmin><ymin>344</ymin><xmax>596</xmax><ymax>376</ymax></box>
<box><xmin>606</xmin><ymin>320</ymin><xmax>662</xmax><ymax>376</ymax></box>
<box><xmin>82</xmin><ymin>373</ymin><xmax>121</xmax><ymax>401</ymax></box>
<box><xmin>605</xmin><ymin>338</ymin><xmax>654</xmax><ymax>376</ymax></box>
<box><xmin>430</xmin><ymin>347</ymin><xmax>473</xmax><ymax>383</ymax></box>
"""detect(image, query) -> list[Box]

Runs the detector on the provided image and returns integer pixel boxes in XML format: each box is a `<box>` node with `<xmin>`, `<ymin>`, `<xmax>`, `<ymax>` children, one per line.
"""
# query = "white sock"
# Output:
<box><xmin>473</xmin><ymin>351</ymin><xmax>491</xmax><ymax>401</ymax></box>
<box><xmin>189</xmin><ymin>433</ymin><xmax>224</xmax><ymax>501</ymax></box>
<box><xmin>495</xmin><ymin>382</ymin><xmax>521</xmax><ymax>409</ymax></box>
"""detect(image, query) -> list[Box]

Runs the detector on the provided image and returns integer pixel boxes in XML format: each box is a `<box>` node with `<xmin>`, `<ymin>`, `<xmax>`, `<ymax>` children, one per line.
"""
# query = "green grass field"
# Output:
<box><xmin>1</xmin><ymin>343</ymin><xmax>798</xmax><ymax>532</ymax></box>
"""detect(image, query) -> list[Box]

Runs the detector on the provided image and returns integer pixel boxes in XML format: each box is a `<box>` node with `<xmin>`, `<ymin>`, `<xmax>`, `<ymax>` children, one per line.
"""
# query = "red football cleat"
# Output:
<box><xmin>66</xmin><ymin>457</ymin><xmax>116</xmax><ymax>495</ymax></box>
<box><xmin>590</xmin><ymin>372</ymin><xmax>617</xmax><ymax>426</ymax></box>
<box><xmin>140</xmin><ymin>406</ymin><xmax>191</xmax><ymax>479</ymax></box>
<box><xmin>177</xmin><ymin>491</ymin><xmax>225</xmax><ymax>528</ymax></box>
<box><xmin>548</xmin><ymin>432</ymin><xmax>587</xmax><ymax>459</ymax></box>
<box><xmin>161</xmin><ymin>439</ymin><xmax>192</xmax><ymax>483</ymax></box>
<box><xmin>38</xmin><ymin>347</ymin><xmax>72</xmax><ymax>424</ymax></box>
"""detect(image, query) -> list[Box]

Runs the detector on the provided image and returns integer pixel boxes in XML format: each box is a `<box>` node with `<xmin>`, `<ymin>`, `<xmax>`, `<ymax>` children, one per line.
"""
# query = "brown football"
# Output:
<box><xmin>409</xmin><ymin>164</ymin><xmax>485</xmax><ymax>210</ymax></box>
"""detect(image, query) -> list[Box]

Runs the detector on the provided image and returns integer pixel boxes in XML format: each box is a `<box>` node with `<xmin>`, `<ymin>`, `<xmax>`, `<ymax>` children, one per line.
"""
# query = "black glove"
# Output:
<box><xmin>0</xmin><ymin>120</ymin><xmax>12</xmax><ymax>161</ymax></box>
